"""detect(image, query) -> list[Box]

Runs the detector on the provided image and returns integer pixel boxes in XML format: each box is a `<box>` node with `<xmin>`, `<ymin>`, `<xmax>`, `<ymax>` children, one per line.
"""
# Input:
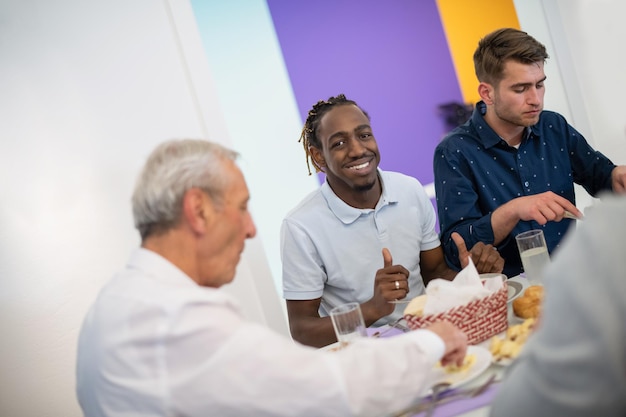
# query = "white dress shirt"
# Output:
<box><xmin>77</xmin><ymin>248</ymin><xmax>446</xmax><ymax>417</ymax></box>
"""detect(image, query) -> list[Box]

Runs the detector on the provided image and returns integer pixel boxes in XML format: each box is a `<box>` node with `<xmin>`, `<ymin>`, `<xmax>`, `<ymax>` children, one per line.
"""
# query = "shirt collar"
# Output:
<box><xmin>321</xmin><ymin>169</ymin><xmax>398</xmax><ymax>225</ymax></box>
<box><xmin>472</xmin><ymin>101</ymin><xmax>538</xmax><ymax>148</ymax></box>
<box><xmin>127</xmin><ymin>247</ymin><xmax>199</xmax><ymax>287</ymax></box>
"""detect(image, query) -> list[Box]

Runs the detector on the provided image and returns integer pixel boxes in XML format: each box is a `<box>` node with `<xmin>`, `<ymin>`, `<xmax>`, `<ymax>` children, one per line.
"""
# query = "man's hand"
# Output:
<box><xmin>362</xmin><ymin>248</ymin><xmax>410</xmax><ymax>322</ymax></box>
<box><xmin>612</xmin><ymin>166</ymin><xmax>626</xmax><ymax>193</ymax></box>
<box><xmin>425</xmin><ymin>320</ymin><xmax>468</xmax><ymax>367</ymax></box>
<box><xmin>513</xmin><ymin>191</ymin><xmax>582</xmax><ymax>224</ymax></box>
<box><xmin>452</xmin><ymin>232</ymin><xmax>504</xmax><ymax>273</ymax></box>
<box><xmin>491</xmin><ymin>191</ymin><xmax>583</xmax><ymax>244</ymax></box>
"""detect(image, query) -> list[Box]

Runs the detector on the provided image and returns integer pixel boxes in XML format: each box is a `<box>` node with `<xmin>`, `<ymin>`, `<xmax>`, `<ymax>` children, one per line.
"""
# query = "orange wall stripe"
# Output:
<box><xmin>436</xmin><ymin>0</ymin><xmax>520</xmax><ymax>105</ymax></box>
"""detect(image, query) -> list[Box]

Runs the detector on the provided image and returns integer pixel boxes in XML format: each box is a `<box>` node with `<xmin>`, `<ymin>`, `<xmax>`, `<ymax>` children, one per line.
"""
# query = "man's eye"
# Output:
<box><xmin>331</xmin><ymin>140</ymin><xmax>345</xmax><ymax>149</ymax></box>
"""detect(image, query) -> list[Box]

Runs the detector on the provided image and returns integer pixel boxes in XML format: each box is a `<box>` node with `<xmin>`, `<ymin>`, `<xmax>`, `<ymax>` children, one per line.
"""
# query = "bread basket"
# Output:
<box><xmin>403</xmin><ymin>284</ymin><xmax>508</xmax><ymax>344</ymax></box>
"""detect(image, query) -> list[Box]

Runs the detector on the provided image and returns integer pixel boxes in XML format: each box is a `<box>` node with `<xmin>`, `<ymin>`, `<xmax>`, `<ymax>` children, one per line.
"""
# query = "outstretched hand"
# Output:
<box><xmin>452</xmin><ymin>232</ymin><xmax>504</xmax><ymax>273</ymax></box>
<box><xmin>426</xmin><ymin>320</ymin><xmax>468</xmax><ymax>367</ymax></box>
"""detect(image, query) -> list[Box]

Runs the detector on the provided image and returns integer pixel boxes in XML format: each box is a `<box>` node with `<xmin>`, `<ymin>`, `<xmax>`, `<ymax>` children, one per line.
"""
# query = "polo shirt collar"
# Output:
<box><xmin>321</xmin><ymin>169</ymin><xmax>398</xmax><ymax>225</ymax></box>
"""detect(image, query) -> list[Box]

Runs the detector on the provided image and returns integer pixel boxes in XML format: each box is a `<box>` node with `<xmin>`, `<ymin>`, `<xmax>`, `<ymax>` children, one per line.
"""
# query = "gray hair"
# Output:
<box><xmin>131</xmin><ymin>139</ymin><xmax>239</xmax><ymax>240</ymax></box>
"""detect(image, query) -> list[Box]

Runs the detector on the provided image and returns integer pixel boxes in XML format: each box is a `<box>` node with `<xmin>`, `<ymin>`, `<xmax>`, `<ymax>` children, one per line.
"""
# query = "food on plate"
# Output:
<box><xmin>512</xmin><ymin>285</ymin><xmax>544</xmax><ymax>318</ymax></box>
<box><xmin>403</xmin><ymin>294</ymin><xmax>427</xmax><ymax>317</ymax></box>
<box><xmin>489</xmin><ymin>318</ymin><xmax>537</xmax><ymax>362</ymax></box>
<box><xmin>437</xmin><ymin>353</ymin><xmax>476</xmax><ymax>373</ymax></box>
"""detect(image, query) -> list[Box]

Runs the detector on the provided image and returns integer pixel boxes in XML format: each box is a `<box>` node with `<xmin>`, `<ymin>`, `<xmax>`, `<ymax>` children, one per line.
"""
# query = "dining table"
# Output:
<box><xmin>369</xmin><ymin>274</ymin><xmax>532</xmax><ymax>417</ymax></box>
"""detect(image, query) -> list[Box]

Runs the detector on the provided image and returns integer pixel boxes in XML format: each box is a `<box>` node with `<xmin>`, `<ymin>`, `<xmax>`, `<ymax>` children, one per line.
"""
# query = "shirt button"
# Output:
<box><xmin>524</xmin><ymin>181</ymin><xmax>529</xmax><ymax>187</ymax></box>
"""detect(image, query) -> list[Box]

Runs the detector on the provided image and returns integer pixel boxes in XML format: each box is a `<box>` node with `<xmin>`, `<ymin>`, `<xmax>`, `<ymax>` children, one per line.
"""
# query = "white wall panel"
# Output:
<box><xmin>0</xmin><ymin>1</ymin><xmax>286</xmax><ymax>416</ymax></box>
<box><xmin>551</xmin><ymin>0</ymin><xmax>626</xmax><ymax>164</ymax></box>
<box><xmin>515</xmin><ymin>0</ymin><xmax>626</xmax><ymax>211</ymax></box>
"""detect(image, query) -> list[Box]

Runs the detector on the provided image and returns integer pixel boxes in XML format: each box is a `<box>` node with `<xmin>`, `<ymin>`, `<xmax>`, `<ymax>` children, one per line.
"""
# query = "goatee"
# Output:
<box><xmin>355</xmin><ymin>181</ymin><xmax>376</xmax><ymax>192</ymax></box>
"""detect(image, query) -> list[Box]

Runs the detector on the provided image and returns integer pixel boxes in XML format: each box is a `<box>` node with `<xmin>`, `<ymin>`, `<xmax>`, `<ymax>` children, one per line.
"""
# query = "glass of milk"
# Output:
<box><xmin>515</xmin><ymin>229</ymin><xmax>550</xmax><ymax>285</ymax></box>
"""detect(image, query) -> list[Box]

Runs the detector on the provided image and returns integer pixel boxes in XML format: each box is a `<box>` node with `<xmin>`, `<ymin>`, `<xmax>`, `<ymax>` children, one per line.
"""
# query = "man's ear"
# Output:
<box><xmin>182</xmin><ymin>188</ymin><xmax>212</xmax><ymax>235</ymax></box>
<box><xmin>309</xmin><ymin>146</ymin><xmax>326</xmax><ymax>170</ymax></box>
<box><xmin>478</xmin><ymin>82</ymin><xmax>494</xmax><ymax>105</ymax></box>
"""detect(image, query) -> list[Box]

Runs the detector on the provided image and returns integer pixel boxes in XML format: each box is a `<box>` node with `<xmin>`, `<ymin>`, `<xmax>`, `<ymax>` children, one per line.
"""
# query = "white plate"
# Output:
<box><xmin>425</xmin><ymin>345</ymin><xmax>492</xmax><ymax>392</ymax></box>
<box><xmin>506</xmin><ymin>280</ymin><xmax>523</xmax><ymax>303</ymax></box>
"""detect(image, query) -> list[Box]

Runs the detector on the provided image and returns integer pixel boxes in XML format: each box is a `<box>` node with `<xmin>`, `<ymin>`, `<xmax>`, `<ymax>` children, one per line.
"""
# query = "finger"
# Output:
<box><xmin>472</xmin><ymin>245</ymin><xmax>489</xmax><ymax>270</ymax></box>
<box><xmin>495</xmin><ymin>255</ymin><xmax>505</xmax><ymax>273</ymax></box>
<box><xmin>441</xmin><ymin>341</ymin><xmax>468</xmax><ymax>367</ymax></box>
<box><xmin>454</xmin><ymin>349</ymin><xmax>468</xmax><ymax>367</ymax></box>
<box><xmin>382</xmin><ymin>247</ymin><xmax>393</xmax><ymax>268</ymax></box>
<box><xmin>441</xmin><ymin>348</ymin><xmax>467</xmax><ymax>367</ymax></box>
<box><xmin>612</xmin><ymin>175</ymin><xmax>626</xmax><ymax>193</ymax></box>
<box><xmin>452</xmin><ymin>232</ymin><xmax>470</xmax><ymax>268</ymax></box>
<box><xmin>536</xmin><ymin>199</ymin><xmax>562</xmax><ymax>222</ymax></box>
<box><xmin>483</xmin><ymin>246</ymin><xmax>498</xmax><ymax>264</ymax></box>
<box><xmin>552</xmin><ymin>195</ymin><xmax>583</xmax><ymax>218</ymax></box>
<box><xmin>543</xmin><ymin>204</ymin><xmax>578</xmax><ymax>223</ymax></box>
<box><xmin>530</xmin><ymin>206</ymin><xmax>550</xmax><ymax>225</ymax></box>
<box><xmin>566</xmin><ymin>206</ymin><xmax>584</xmax><ymax>218</ymax></box>
<box><xmin>482</xmin><ymin>247</ymin><xmax>504</xmax><ymax>273</ymax></box>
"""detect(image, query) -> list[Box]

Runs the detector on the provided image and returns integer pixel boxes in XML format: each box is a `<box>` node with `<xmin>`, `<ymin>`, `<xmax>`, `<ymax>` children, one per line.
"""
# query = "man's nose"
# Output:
<box><xmin>526</xmin><ymin>87</ymin><xmax>541</xmax><ymax>105</ymax></box>
<box><xmin>246</xmin><ymin>215</ymin><xmax>257</xmax><ymax>239</ymax></box>
<box><xmin>346</xmin><ymin>137</ymin><xmax>366</xmax><ymax>155</ymax></box>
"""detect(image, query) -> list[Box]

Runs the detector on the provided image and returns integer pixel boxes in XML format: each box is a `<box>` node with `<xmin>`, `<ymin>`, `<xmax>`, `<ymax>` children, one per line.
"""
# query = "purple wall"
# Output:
<box><xmin>267</xmin><ymin>0</ymin><xmax>463</xmax><ymax>187</ymax></box>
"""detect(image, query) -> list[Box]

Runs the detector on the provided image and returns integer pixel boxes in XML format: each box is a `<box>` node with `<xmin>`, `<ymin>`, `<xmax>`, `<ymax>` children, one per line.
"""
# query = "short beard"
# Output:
<box><xmin>354</xmin><ymin>181</ymin><xmax>376</xmax><ymax>192</ymax></box>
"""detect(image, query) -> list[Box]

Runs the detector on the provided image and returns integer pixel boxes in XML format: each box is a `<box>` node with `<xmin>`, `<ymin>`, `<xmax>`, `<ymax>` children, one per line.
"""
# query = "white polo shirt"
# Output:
<box><xmin>281</xmin><ymin>169</ymin><xmax>441</xmax><ymax>326</ymax></box>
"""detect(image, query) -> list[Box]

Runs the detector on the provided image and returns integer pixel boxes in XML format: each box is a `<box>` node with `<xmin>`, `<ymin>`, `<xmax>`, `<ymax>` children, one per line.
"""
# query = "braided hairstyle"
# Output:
<box><xmin>299</xmin><ymin>94</ymin><xmax>370</xmax><ymax>175</ymax></box>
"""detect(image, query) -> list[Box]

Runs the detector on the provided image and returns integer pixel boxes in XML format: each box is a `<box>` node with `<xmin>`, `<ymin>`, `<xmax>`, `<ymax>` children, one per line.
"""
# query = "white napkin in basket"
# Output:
<box><xmin>422</xmin><ymin>257</ymin><xmax>503</xmax><ymax>315</ymax></box>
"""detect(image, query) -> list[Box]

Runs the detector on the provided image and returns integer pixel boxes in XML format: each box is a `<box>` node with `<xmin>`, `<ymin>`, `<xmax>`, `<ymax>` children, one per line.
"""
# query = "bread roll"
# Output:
<box><xmin>512</xmin><ymin>285</ymin><xmax>544</xmax><ymax>318</ymax></box>
<box><xmin>524</xmin><ymin>285</ymin><xmax>544</xmax><ymax>299</ymax></box>
<box><xmin>403</xmin><ymin>294</ymin><xmax>427</xmax><ymax>316</ymax></box>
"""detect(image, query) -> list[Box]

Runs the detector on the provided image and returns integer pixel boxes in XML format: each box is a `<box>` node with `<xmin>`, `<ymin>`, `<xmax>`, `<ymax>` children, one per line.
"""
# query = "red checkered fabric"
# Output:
<box><xmin>403</xmin><ymin>285</ymin><xmax>508</xmax><ymax>344</ymax></box>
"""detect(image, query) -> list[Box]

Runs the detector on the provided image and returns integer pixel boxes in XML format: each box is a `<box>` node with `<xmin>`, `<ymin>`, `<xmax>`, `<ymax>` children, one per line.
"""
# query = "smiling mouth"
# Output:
<box><xmin>348</xmin><ymin>160</ymin><xmax>371</xmax><ymax>171</ymax></box>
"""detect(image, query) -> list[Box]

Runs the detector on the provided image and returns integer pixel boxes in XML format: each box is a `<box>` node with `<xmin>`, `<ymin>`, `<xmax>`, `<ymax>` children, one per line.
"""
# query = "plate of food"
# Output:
<box><xmin>489</xmin><ymin>317</ymin><xmax>537</xmax><ymax>365</ymax></box>
<box><xmin>427</xmin><ymin>345</ymin><xmax>492</xmax><ymax>390</ymax></box>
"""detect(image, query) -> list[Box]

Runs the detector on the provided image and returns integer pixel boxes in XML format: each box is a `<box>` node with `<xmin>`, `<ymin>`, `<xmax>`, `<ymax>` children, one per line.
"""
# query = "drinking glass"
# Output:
<box><xmin>515</xmin><ymin>229</ymin><xmax>550</xmax><ymax>285</ymax></box>
<box><xmin>329</xmin><ymin>302</ymin><xmax>367</xmax><ymax>346</ymax></box>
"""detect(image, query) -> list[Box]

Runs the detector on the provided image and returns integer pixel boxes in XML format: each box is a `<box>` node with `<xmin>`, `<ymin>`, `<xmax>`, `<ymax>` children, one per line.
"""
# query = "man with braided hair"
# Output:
<box><xmin>281</xmin><ymin>94</ymin><xmax>504</xmax><ymax>348</ymax></box>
